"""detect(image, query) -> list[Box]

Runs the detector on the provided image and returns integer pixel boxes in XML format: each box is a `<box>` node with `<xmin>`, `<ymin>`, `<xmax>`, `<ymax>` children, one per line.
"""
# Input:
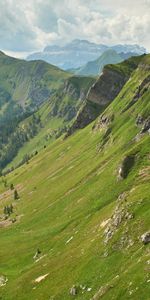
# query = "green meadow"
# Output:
<box><xmin>0</xmin><ymin>55</ymin><xmax>150</xmax><ymax>299</ymax></box>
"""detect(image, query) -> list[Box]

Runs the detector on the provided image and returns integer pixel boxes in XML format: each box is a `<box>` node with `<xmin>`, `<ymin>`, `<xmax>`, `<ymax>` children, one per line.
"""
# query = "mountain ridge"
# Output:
<box><xmin>72</xmin><ymin>49</ymin><xmax>140</xmax><ymax>76</ymax></box>
<box><xmin>0</xmin><ymin>51</ymin><xmax>95</xmax><ymax>171</ymax></box>
<box><xmin>27</xmin><ymin>39</ymin><xmax>146</xmax><ymax>70</ymax></box>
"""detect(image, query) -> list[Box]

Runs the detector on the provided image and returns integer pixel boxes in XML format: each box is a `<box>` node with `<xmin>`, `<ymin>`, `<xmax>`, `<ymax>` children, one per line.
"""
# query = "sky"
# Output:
<box><xmin>1</xmin><ymin>0</ymin><xmax>150</xmax><ymax>58</ymax></box>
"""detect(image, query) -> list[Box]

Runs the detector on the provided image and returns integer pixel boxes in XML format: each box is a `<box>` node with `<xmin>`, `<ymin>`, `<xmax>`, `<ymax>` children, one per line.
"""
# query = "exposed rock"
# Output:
<box><xmin>135</xmin><ymin>116</ymin><xmax>150</xmax><ymax>141</ymax></box>
<box><xmin>136</xmin><ymin>115</ymin><xmax>144</xmax><ymax>126</ymax></box>
<box><xmin>137</xmin><ymin>74</ymin><xmax>150</xmax><ymax>93</ymax></box>
<box><xmin>118</xmin><ymin>155</ymin><xmax>135</xmax><ymax>179</ymax></box>
<box><xmin>140</xmin><ymin>117</ymin><xmax>150</xmax><ymax>134</ymax></box>
<box><xmin>141</xmin><ymin>232</ymin><xmax>150</xmax><ymax>245</ymax></box>
<box><xmin>0</xmin><ymin>275</ymin><xmax>8</xmax><ymax>287</ymax></box>
<box><xmin>93</xmin><ymin>114</ymin><xmax>114</xmax><ymax>131</ymax></box>
<box><xmin>91</xmin><ymin>284</ymin><xmax>113</xmax><ymax>300</ymax></box>
<box><xmin>117</xmin><ymin>192</ymin><xmax>128</xmax><ymax>202</ymax></box>
<box><xmin>70</xmin><ymin>285</ymin><xmax>77</xmax><ymax>296</ymax></box>
<box><xmin>63</xmin><ymin>76</ymin><xmax>95</xmax><ymax>101</ymax></box>
<box><xmin>65</xmin><ymin>100</ymin><xmax>101</xmax><ymax>137</ymax></box>
<box><xmin>125</xmin><ymin>212</ymin><xmax>134</xmax><ymax>220</ymax></box>
<box><xmin>122</xmin><ymin>75</ymin><xmax>150</xmax><ymax>113</ymax></box>
<box><xmin>87</xmin><ymin>66</ymin><xmax>129</xmax><ymax>105</ymax></box>
<box><xmin>66</xmin><ymin>60</ymin><xmax>139</xmax><ymax>136</ymax></box>
<box><xmin>104</xmin><ymin>196</ymin><xmax>134</xmax><ymax>244</ymax></box>
<box><xmin>34</xmin><ymin>273</ymin><xmax>49</xmax><ymax>283</ymax></box>
<box><xmin>33</xmin><ymin>248</ymin><xmax>41</xmax><ymax>260</ymax></box>
<box><xmin>11</xmin><ymin>218</ymin><xmax>17</xmax><ymax>223</ymax></box>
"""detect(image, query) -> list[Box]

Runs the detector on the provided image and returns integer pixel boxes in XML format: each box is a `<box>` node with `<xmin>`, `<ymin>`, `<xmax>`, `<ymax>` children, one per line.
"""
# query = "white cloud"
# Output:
<box><xmin>0</xmin><ymin>0</ymin><xmax>150</xmax><ymax>54</ymax></box>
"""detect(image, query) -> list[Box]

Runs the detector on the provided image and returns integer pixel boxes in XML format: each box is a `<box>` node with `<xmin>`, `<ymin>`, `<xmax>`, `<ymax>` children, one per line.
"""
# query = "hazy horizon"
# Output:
<box><xmin>1</xmin><ymin>0</ymin><xmax>150</xmax><ymax>59</ymax></box>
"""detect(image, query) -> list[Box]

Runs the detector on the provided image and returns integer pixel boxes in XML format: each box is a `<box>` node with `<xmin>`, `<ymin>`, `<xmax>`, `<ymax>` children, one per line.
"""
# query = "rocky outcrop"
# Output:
<box><xmin>70</xmin><ymin>285</ymin><xmax>77</xmax><ymax>296</ymax></box>
<box><xmin>140</xmin><ymin>117</ymin><xmax>150</xmax><ymax>134</ymax></box>
<box><xmin>122</xmin><ymin>75</ymin><xmax>150</xmax><ymax>113</ymax></box>
<box><xmin>67</xmin><ymin>58</ymin><xmax>140</xmax><ymax>136</ymax></box>
<box><xmin>141</xmin><ymin>232</ymin><xmax>150</xmax><ymax>244</ymax></box>
<box><xmin>136</xmin><ymin>115</ymin><xmax>144</xmax><ymax>126</ymax></box>
<box><xmin>50</xmin><ymin>76</ymin><xmax>95</xmax><ymax>123</ymax></box>
<box><xmin>118</xmin><ymin>155</ymin><xmax>135</xmax><ymax>179</ymax></box>
<box><xmin>87</xmin><ymin>67</ymin><xmax>128</xmax><ymax>105</ymax></box>
<box><xmin>133</xmin><ymin>75</ymin><xmax>150</xmax><ymax>102</ymax></box>
<box><xmin>93</xmin><ymin>114</ymin><xmax>114</xmax><ymax>131</ymax></box>
<box><xmin>65</xmin><ymin>100</ymin><xmax>102</xmax><ymax>137</ymax></box>
<box><xmin>135</xmin><ymin>115</ymin><xmax>150</xmax><ymax>140</ymax></box>
<box><xmin>63</xmin><ymin>76</ymin><xmax>95</xmax><ymax>100</ymax></box>
<box><xmin>104</xmin><ymin>193</ymin><xmax>134</xmax><ymax>244</ymax></box>
<box><xmin>0</xmin><ymin>275</ymin><xmax>8</xmax><ymax>287</ymax></box>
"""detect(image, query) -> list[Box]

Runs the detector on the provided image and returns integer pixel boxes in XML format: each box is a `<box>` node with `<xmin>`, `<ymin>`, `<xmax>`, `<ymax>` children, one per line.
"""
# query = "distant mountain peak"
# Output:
<box><xmin>27</xmin><ymin>40</ymin><xmax>147</xmax><ymax>70</ymax></box>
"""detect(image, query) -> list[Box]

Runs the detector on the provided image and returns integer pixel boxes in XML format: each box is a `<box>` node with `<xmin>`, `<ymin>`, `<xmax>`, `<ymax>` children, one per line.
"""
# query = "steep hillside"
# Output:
<box><xmin>0</xmin><ymin>51</ymin><xmax>95</xmax><ymax>171</ymax></box>
<box><xmin>0</xmin><ymin>51</ymin><xmax>69</xmax><ymax>108</ymax></box>
<box><xmin>73</xmin><ymin>50</ymin><xmax>139</xmax><ymax>76</ymax></box>
<box><xmin>0</xmin><ymin>54</ymin><xmax>149</xmax><ymax>300</ymax></box>
<box><xmin>67</xmin><ymin>55</ymin><xmax>144</xmax><ymax>134</ymax></box>
<box><xmin>3</xmin><ymin>75</ymin><xmax>95</xmax><ymax>172</ymax></box>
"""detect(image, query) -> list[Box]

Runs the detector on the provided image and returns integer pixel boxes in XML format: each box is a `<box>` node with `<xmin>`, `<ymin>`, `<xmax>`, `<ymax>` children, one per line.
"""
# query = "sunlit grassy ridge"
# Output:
<box><xmin>0</xmin><ymin>55</ymin><xmax>150</xmax><ymax>300</ymax></box>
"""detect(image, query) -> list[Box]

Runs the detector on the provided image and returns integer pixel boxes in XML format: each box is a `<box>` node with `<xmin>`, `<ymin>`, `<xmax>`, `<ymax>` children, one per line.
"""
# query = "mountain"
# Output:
<box><xmin>111</xmin><ymin>44</ymin><xmax>146</xmax><ymax>54</ymax></box>
<box><xmin>73</xmin><ymin>49</ymin><xmax>139</xmax><ymax>76</ymax></box>
<box><xmin>0</xmin><ymin>51</ymin><xmax>95</xmax><ymax>171</ymax></box>
<box><xmin>27</xmin><ymin>39</ymin><xmax>146</xmax><ymax>70</ymax></box>
<box><xmin>66</xmin><ymin>54</ymin><xmax>143</xmax><ymax>135</ymax></box>
<box><xmin>0</xmin><ymin>50</ymin><xmax>69</xmax><ymax>108</ymax></box>
<box><xmin>0</xmin><ymin>53</ymin><xmax>150</xmax><ymax>300</ymax></box>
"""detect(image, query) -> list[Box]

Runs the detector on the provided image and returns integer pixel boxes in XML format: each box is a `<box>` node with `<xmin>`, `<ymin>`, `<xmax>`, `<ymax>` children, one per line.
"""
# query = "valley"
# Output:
<box><xmin>0</xmin><ymin>52</ymin><xmax>150</xmax><ymax>300</ymax></box>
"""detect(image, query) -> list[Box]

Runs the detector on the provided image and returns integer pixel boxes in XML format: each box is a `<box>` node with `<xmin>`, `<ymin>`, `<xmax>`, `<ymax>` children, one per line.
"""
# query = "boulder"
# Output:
<box><xmin>0</xmin><ymin>275</ymin><xmax>8</xmax><ymax>287</ymax></box>
<box><xmin>141</xmin><ymin>232</ymin><xmax>150</xmax><ymax>245</ymax></box>
<box><xmin>136</xmin><ymin>115</ymin><xmax>144</xmax><ymax>126</ymax></box>
<box><xmin>70</xmin><ymin>285</ymin><xmax>77</xmax><ymax>296</ymax></box>
<box><xmin>140</xmin><ymin>117</ymin><xmax>150</xmax><ymax>134</ymax></box>
<box><xmin>118</xmin><ymin>155</ymin><xmax>135</xmax><ymax>179</ymax></box>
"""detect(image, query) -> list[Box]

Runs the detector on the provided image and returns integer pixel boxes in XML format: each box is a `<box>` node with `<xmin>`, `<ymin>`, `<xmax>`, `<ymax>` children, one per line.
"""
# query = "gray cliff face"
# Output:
<box><xmin>66</xmin><ymin>57</ymin><xmax>142</xmax><ymax>135</ymax></box>
<box><xmin>87</xmin><ymin>67</ymin><xmax>128</xmax><ymax>105</ymax></box>
<box><xmin>66</xmin><ymin>67</ymin><xmax>128</xmax><ymax>135</ymax></box>
<box><xmin>65</xmin><ymin>100</ymin><xmax>102</xmax><ymax>136</ymax></box>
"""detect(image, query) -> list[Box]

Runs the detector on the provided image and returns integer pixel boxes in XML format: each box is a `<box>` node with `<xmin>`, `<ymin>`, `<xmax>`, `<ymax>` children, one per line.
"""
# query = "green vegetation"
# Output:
<box><xmin>0</xmin><ymin>54</ymin><xmax>149</xmax><ymax>299</ymax></box>
<box><xmin>0</xmin><ymin>52</ymin><xmax>95</xmax><ymax>171</ymax></box>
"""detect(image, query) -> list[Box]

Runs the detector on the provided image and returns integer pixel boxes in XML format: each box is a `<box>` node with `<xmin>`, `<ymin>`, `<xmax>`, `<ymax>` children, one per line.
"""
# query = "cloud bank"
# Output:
<box><xmin>0</xmin><ymin>0</ymin><xmax>150</xmax><ymax>55</ymax></box>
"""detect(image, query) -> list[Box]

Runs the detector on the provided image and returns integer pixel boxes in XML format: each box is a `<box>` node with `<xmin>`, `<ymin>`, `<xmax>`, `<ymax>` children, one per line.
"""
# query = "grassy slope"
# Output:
<box><xmin>0</xmin><ymin>51</ymin><xmax>95</xmax><ymax>171</ymax></box>
<box><xmin>0</xmin><ymin>51</ymin><xmax>69</xmax><ymax>106</ymax></box>
<box><xmin>4</xmin><ymin>75</ymin><xmax>95</xmax><ymax>171</ymax></box>
<box><xmin>4</xmin><ymin>101</ymin><xmax>68</xmax><ymax>170</ymax></box>
<box><xmin>0</xmin><ymin>56</ymin><xmax>150</xmax><ymax>300</ymax></box>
